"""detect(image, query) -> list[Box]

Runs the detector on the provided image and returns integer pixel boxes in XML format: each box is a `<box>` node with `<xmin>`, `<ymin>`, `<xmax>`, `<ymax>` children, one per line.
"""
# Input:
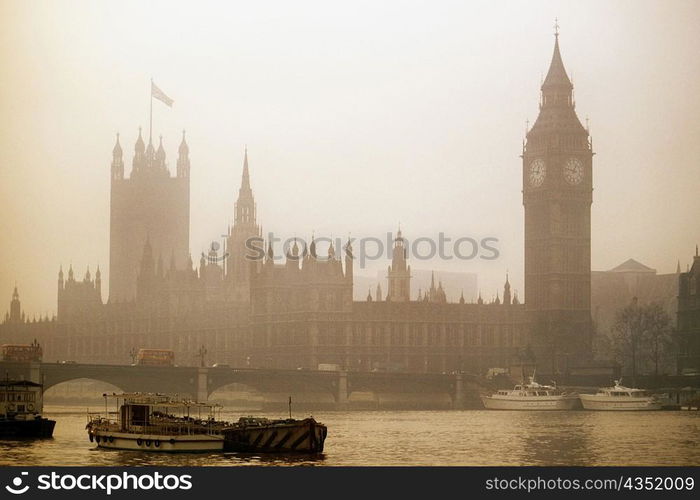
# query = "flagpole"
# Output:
<box><xmin>149</xmin><ymin>78</ymin><xmax>153</xmax><ymax>143</ymax></box>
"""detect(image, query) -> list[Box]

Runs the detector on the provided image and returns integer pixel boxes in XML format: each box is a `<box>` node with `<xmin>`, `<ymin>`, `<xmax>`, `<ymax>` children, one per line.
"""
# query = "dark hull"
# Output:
<box><xmin>0</xmin><ymin>418</ymin><xmax>56</xmax><ymax>438</ymax></box>
<box><xmin>223</xmin><ymin>418</ymin><xmax>326</xmax><ymax>453</ymax></box>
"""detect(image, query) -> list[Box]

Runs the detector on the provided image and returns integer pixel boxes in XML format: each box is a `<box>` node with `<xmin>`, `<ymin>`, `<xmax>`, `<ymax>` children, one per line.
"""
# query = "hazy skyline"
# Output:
<box><xmin>2</xmin><ymin>0</ymin><xmax>700</xmax><ymax>315</ymax></box>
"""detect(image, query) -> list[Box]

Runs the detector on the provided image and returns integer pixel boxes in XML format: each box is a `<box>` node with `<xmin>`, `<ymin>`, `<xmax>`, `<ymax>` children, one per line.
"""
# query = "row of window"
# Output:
<box><xmin>0</xmin><ymin>392</ymin><xmax>37</xmax><ymax>402</ymax></box>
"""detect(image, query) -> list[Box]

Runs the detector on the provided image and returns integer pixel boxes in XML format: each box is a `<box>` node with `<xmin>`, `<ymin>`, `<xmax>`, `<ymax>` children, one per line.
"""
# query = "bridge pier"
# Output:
<box><xmin>336</xmin><ymin>371</ymin><xmax>348</xmax><ymax>409</ymax></box>
<box><xmin>453</xmin><ymin>372</ymin><xmax>464</xmax><ymax>410</ymax></box>
<box><xmin>196</xmin><ymin>368</ymin><xmax>209</xmax><ymax>402</ymax></box>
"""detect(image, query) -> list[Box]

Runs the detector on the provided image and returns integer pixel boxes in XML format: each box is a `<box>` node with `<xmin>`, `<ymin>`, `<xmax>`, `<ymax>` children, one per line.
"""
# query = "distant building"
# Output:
<box><xmin>676</xmin><ymin>248</ymin><xmax>700</xmax><ymax>374</ymax></box>
<box><xmin>591</xmin><ymin>258</ymin><xmax>679</xmax><ymax>339</ymax></box>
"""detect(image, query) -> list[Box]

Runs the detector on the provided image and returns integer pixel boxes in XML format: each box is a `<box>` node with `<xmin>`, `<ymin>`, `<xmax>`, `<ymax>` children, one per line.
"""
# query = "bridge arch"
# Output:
<box><xmin>43</xmin><ymin>378</ymin><xmax>124</xmax><ymax>402</ymax></box>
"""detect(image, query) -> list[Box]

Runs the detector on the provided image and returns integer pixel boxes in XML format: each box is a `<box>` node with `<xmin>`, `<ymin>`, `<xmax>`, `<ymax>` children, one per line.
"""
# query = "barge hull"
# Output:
<box><xmin>223</xmin><ymin>418</ymin><xmax>326</xmax><ymax>453</ymax></box>
<box><xmin>0</xmin><ymin>418</ymin><xmax>55</xmax><ymax>438</ymax></box>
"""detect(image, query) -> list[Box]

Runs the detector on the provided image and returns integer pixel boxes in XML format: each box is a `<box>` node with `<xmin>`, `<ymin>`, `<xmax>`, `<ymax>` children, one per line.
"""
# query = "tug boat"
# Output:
<box><xmin>86</xmin><ymin>393</ymin><xmax>326</xmax><ymax>453</ymax></box>
<box><xmin>0</xmin><ymin>380</ymin><xmax>56</xmax><ymax>438</ymax></box>
<box><xmin>579</xmin><ymin>380</ymin><xmax>662</xmax><ymax>411</ymax></box>
<box><xmin>481</xmin><ymin>376</ymin><xmax>579</xmax><ymax>410</ymax></box>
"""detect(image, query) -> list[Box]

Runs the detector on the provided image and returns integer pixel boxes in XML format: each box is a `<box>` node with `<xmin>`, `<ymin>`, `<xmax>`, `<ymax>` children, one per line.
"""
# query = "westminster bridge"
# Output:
<box><xmin>0</xmin><ymin>361</ymin><xmax>493</xmax><ymax>409</ymax></box>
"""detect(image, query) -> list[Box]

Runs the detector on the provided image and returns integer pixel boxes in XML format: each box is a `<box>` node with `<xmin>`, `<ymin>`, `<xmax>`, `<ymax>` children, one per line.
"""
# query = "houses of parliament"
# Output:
<box><xmin>1</xmin><ymin>33</ymin><xmax>600</xmax><ymax>376</ymax></box>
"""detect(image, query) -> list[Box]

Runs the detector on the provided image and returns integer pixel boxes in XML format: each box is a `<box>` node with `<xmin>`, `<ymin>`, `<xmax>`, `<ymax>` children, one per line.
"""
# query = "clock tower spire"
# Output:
<box><xmin>522</xmin><ymin>27</ymin><xmax>594</xmax><ymax>372</ymax></box>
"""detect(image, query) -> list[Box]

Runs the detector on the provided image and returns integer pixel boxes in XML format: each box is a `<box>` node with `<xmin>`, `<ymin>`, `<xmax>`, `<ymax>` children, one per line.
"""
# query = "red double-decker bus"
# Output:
<box><xmin>136</xmin><ymin>349</ymin><xmax>174</xmax><ymax>367</ymax></box>
<box><xmin>2</xmin><ymin>342</ymin><xmax>43</xmax><ymax>362</ymax></box>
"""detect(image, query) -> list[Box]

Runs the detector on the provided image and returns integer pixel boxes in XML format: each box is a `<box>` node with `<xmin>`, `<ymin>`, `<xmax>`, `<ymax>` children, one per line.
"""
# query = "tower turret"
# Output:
<box><xmin>387</xmin><ymin>226</ymin><xmax>410</xmax><ymax>302</ymax></box>
<box><xmin>344</xmin><ymin>238</ymin><xmax>354</xmax><ymax>283</ymax></box>
<box><xmin>503</xmin><ymin>273</ymin><xmax>512</xmax><ymax>305</ymax></box>
<box><xmin>132</xmin><ymin>127</ymin><xmax>146</xmax><ymax>174</ymax></box>
<box><xmin>177</xmin><ymin>130</ymin><xmax>190</xmax><ymax>178</ymax></box>
<box><xmin>111</xmin><ymin>133</ymin><xmax>124</xmax><ymax>180</ymax></box>
<box><xmin>9</xmin><ymin>285</ymin><xmax>21</xmax><ymax>323</ymax></box>
<box><xmin>155</xmin><ymin>135</ymin><xmax>166</xmax><ymax>170</ymax></box>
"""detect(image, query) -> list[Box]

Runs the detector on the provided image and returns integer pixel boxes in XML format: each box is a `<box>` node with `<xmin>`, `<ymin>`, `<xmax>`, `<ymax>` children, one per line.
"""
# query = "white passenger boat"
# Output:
<box><xmin>579</xmin><ymin>380</ymin><xmax>662</xmax><ymax>411</ymax></box>
<box><xmin>481</xmin><ymin>377</ymin><xmax>579</xmax><ymax>410</ymax></box>
<box><xmin>87</xmin><ymin>393</ymin><xmax>226</xmax><ymax>452</ymax></box>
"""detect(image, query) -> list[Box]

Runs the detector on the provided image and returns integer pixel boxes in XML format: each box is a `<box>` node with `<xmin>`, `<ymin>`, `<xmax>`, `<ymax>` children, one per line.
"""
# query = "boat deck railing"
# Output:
<box><xmin>87</xmin><ymin>413</ymin><xmax>229</xmax><ymax>436</ymax></box>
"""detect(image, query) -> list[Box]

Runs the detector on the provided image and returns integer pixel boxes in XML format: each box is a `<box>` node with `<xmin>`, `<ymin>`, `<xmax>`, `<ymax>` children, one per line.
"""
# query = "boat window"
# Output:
<box><xmin>520</xmin><ymin>392</ymin><xmax>526</xmax><ymax>396</ymax></box>
<box><xmin>130</xmin><ymin>405</ymin><xmax>149</xmax><ymax>426</ymax></box>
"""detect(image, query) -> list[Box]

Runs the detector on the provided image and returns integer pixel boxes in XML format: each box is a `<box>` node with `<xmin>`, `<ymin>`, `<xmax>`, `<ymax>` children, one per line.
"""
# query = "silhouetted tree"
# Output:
<box><xmin>612</xmin><ymin>298</ymin><xmax>672</xmax><ymax>378</ymax></box>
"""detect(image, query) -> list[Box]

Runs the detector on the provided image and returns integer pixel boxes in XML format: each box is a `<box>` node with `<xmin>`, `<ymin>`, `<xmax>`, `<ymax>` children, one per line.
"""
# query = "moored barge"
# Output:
<box><xmin>86</xmin><ymin>393</ymin><xmax>326</xmax><ymax>453</ymax></box>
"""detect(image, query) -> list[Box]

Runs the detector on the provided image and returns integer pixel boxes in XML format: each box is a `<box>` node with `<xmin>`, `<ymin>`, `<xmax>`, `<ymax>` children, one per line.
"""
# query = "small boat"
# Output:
<box><xmin>480</xmin><ymin>376</ymin><xmax>579</xmax><ymax>410</ymax></box>
<box><xmin>0</xmin><ymin>380</ymin><xmax>56</xmax><ymax>438</ymax></box>
<box><xmin>86</xmin><ymin>393</ymin><xmax>326</xmax><ymax>453</ymax></box>
<box><xmin>579</xmin><ymin>380</ymin><xmax>662</xmax><ymax>411</ymax></box>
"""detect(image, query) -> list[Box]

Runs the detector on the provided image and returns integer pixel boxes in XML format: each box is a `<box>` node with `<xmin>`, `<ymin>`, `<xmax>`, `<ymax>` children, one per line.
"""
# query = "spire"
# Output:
<box><xmin>367</xmin><ymin>287</ymin><xmax>373</xmax><ymax>302</ymax></box>
<box><xmin>459</xmin><ymin>290</ymin><xmax>465</xmax><ymax>304</ymax></box>
<box><xmin>241</xmin><ymin>146</ymin><xmax>251</xmax><ymax>191</ymax></box>
<box><xmin>267</xmin><ymin>240</ymin><xmax>274</xmax><ymax>262</ymax></box>
<box><xmin>112</xmin><ymin>133</ymin><xmax>122</xmax><ymax>158</ymax></box>
<box><xmin>503</xmin><ymin>272</ymin><xmax>512</xmax><ymax>305</ymax></box>
<box><xmin>292</xmin><ymin>238</ymin><xmax>299</xmax><ymax>257</ymax></box>
<box><xmin>178</xmin><ymin>130</ymin><xmax>189</xmax><ymax>155</ymax></box>
<box><xmin>12</xmin><ymin>285</ymin><xmax>19</xmax><ymax>300</ymax></box>
<box><xmin>310</xmin><ymin>234</ymin><xmax>317</xmax><ymax>258</ymax></box>
<box><xmin>135</xmin><ymin>127</ymin><xmax>145</xmax><ymax>154</ymax></box>
<box><xmin>111</xmin><ymin>133</ymin><xmax>124</xmax><ymax>180</ymax></box>
<box><xmin>177</xmin><ymin>130</ymin><xmax>190</xmax><ymax>178</ymax></box>
<box><xmin>677</xmin><ymin>260</ymin><xmax>682</xmax><ymax>274</ymax></box>
<box><xmin>376</xmin><ymin>282</ymin><xmax>382</xmax><ymax>302</ymax></box>
<box><xmin>328</xmin><ymin>240</ymin><xmax>335</xmax><ymax>258</ymax></box>
<box><xmin>234</xmin><ymin>146</ymin><xmax>255</xmax><ymax>225</ymax></box>
<box><xmin>542</xmin><ymin>21</ymin><xmax>572</xmax><ymax>90</ymax></box>
<box><xmin>156</xmin><ymin>135</ymin><xmax>166</xmax><ymax>162</ymax></box>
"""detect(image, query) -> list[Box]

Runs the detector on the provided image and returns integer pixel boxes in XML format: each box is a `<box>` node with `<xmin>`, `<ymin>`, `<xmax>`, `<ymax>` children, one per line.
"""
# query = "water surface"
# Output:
<box><xmin>1</xmin><ymin>406</ymin><xmax>698</xmax><ymax>466</ymax></box>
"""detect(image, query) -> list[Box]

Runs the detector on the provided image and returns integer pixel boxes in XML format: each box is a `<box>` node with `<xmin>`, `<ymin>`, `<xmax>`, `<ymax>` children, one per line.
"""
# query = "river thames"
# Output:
<box><xmin>1</xmin><ymin>406</ymin><xmax>698</xmax><ymax>466</ymax></box>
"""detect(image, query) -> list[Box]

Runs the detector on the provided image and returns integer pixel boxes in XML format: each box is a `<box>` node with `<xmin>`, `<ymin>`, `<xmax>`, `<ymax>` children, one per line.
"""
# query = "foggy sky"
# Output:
<box><xmin>1</xmin><ymin>0</ymin><xmax>700</xmax><ymax>316</ymax></box>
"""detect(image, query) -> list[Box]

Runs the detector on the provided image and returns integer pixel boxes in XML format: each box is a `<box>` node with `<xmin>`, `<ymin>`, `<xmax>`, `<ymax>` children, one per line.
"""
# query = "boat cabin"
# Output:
<box><xmin>0</xmin><ymin>380</ymin><xmax>43</xmax><ymax>417</ymax></box>
<box><xmin>599</xmin><ymin>388</ymin><xmax>650</xmax><ymax>397</ymax></box>
<box><xmin>90</xmin><ymin>393</ymin><xmax>225</xmax><ymax>435</ymax></box>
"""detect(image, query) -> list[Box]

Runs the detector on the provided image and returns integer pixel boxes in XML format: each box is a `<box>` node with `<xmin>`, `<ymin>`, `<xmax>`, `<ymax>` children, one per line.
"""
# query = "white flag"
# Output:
<box><xmin>151</xmin><ymin>81</ymin><xmax>174</xmax><ymax>107</ymax></box>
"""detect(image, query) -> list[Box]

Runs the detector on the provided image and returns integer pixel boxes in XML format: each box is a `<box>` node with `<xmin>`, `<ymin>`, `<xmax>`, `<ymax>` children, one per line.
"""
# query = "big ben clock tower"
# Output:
<box><xmin>523</xmin><ymin>28</ymin><xmax>593</xmax><ymax>371</ymax></box>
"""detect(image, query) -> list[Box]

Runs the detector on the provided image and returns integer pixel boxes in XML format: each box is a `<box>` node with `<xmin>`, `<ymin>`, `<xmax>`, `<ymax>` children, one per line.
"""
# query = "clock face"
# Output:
<box><xmin>564</xmin><ymin>157</ymin><xmax>584</xmax><ymax>185</ymax></box>
<box><xmin>529</xmin><ymin>159</ymin><xmax>546</xmax><ymax>187</ymax></box>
